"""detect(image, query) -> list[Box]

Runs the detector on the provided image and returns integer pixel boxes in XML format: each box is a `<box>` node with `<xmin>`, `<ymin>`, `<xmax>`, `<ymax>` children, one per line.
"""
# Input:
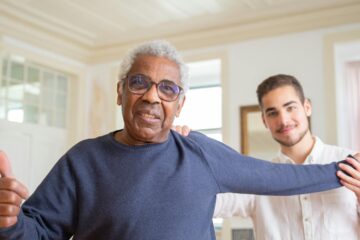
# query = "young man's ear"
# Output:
<box><xmin>261</xmin><ymin>113</ymin><xmax>269</xmax><ymax>129</ymax></box>
<box><xmin>117</xmin><ymin>81</ymin><xmax>123</xmax><ymax>106</ymax></box>
<box><xmin>304</xmin><ymin>98</ymin><xmax>312</xmax><ymax>117</ymax></box>
<box><xmin>175</xmin><ymin>95</ymin><xmax>186</xmax><ymax>118</ymax></box>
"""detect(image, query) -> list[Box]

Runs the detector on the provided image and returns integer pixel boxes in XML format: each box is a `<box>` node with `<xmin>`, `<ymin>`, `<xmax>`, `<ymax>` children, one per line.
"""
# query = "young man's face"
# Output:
<box><xmin>117</xmin><ymin>55</ymin><xmax>185</xmax><ymax>145</ymax></box>
<box><xmin>261</xmin><ymin>85</ymin><xmax>311</xmax><ymax>147</ymax></box>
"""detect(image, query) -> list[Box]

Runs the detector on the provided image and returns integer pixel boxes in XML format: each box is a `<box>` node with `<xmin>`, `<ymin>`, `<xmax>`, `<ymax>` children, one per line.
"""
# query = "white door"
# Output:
<box><xmin>0</xmin><ymin>119</ymin><xmax>67</xmax><ymax>193</ymax></box>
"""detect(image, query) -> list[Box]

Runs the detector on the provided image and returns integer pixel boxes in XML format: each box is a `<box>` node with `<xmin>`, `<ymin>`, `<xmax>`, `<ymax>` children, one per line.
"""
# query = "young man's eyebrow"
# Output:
<box><xmin>264</xmin><ymin>101</ymin><xmax>298</xmax><ymax>114</ymax></box>
<box><xmin>264</xmin><ymin>107</ymin><xmax>276</xmax><ymax>114</ymax></box>
<box><xmin>283</xmin><ymin>101</ymin><xmax>297</xmax><ymax>107</ymax></box>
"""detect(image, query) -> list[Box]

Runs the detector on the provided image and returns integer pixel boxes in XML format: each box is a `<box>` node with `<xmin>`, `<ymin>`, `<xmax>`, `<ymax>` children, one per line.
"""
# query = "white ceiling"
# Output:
<box><xmin>1</xmin><ymin>0</ymin><xmax>360</xmax><ymax>62</ymax></box>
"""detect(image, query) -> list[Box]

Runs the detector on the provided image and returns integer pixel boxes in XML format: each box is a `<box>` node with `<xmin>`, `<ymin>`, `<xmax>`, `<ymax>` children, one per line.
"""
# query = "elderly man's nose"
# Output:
<box><xmin>142</xmin><ymin>84</ymin><xmax>161</xmax><ymax>103</ymax></box>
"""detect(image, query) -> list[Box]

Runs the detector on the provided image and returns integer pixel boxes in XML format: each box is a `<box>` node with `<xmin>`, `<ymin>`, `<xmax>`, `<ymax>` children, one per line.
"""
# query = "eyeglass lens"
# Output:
<box><xmin>127</xmin><ymin>74</ymin><xmax>182</xmax><ymax>101</ymax></box>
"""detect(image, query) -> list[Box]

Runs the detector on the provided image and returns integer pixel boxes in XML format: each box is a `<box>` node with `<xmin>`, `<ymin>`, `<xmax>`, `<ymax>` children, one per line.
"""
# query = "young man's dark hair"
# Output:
<box><xmin>256</xmin><ymin>74</ymin><xmax>305</xmax><ymax>107</ymax></box>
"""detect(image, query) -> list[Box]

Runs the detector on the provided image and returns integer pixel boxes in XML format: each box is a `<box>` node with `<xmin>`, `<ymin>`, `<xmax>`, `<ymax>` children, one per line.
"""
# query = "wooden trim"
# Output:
<box><xmin>239</xmin><ymin>105</ymin><xmax>260</xmax><ymax>155</ymax></box>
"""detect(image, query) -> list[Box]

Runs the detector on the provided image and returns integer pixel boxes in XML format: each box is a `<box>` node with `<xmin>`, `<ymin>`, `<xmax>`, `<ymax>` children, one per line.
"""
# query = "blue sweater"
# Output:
<box><xmin>0</xmin><ymin>131</ymin><xmax>342</xmax><ymax>240</ymax></box>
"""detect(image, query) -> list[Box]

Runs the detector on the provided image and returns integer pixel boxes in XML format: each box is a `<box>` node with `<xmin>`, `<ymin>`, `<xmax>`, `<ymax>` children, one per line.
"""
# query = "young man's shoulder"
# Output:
<box><xmin>315</xmin><ymin>137</ymin><xmax>355</xmax><ymax>163</ymax></box>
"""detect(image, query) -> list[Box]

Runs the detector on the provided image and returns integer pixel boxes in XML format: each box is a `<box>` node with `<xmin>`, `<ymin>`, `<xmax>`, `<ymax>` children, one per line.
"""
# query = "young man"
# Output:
<box><xmin>0</xmin><ymin>42</ymin><xmax>357</xmax><ymax>240</ymax></box>
<box><xmin>214</xmin><ymin>74</ymin><xmax>360</xmax><ymax>239</ymax></box>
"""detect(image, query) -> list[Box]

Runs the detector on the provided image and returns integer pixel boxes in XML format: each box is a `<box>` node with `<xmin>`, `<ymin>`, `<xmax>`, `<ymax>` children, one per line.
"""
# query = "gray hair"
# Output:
<box><xmin>118</xmin><ymin>40</ymin><xmax>189</xmax><ymax>92</ymax></box>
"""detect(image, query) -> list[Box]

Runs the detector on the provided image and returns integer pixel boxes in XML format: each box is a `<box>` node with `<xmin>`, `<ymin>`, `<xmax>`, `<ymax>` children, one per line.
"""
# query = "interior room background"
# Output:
<box><xmin>1</xmin><ymin>1</ymin><xmax>360</xmax><ymax>239</ymax></box>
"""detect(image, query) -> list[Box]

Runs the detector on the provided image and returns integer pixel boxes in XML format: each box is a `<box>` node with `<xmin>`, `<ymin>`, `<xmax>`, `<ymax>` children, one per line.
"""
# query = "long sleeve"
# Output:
<box><xmin>0</xmin><ymin>153</ymin><xmax>77</xmax><ymax>240</ymax></box>
<box><xmin>189</xmin><ymin>132</ymin><xmax>342</xmax><ymax>195</ymax></box>
<box><xmin>213</xmin><ymin>193</ymin><xmax>254</xmax><ymax>218</ymax></box>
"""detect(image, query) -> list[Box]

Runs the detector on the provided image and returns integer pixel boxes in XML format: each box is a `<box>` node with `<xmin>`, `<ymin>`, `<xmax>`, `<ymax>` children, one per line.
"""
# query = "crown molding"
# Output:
<box><xmin>0</xmin><ymin>17</ymin><xmax>91</xmax><ymax>63</ymax></box>
<box><xmin>89</xmin><ymin>3</ymin><xmax>360</xmax><ymax>63</ymax></box>
<box><xmin>2</xmin><ymin>2</ymin><xmax>360</xmax><ymax>64</ymax></box>
<box><xmin>0</xmin><ymin>1</ymin><xmax>96</xmax><ymax>46</ymax></box>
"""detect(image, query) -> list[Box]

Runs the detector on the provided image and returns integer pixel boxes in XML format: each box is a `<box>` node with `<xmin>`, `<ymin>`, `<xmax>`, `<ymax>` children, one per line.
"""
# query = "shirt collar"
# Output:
<box><xmin>307</xmin><ymin>136</ymin><xmax>324</xmax><ymax>163</ymax></box>
<box><xmin>275</xmin><ymin>136</ymin><xmax>324</xmax><ymax>164</ymax></box>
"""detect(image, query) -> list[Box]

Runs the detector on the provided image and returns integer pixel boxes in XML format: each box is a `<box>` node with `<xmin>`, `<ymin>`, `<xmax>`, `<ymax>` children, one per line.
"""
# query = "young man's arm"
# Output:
<box><xmin>214</xmin><ymin>193</ymin><xmax>254</xmax><ymax>218</ymax></box>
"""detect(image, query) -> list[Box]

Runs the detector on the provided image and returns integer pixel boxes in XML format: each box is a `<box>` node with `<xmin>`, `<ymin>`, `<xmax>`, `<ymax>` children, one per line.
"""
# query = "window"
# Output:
<box><xmin>0</xmin><ymin>55</ymin><xmax>70</xmax><ymax>128</ymax></box>
<box><xmin>174</xmin><ymin>58</ymin><xmax>223</xmax><ymax>238</ymax></box>
<box><xmin>174</xmin><ymin>59</ymin><xmax>222</xmax><ymax>141</ymax></box>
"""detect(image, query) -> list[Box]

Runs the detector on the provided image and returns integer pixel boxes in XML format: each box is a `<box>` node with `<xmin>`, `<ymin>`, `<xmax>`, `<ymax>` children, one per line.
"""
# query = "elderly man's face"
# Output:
<box><xmin>117</xmin><ymin>55</ymin><xmax>185</xmax><ymax>145</ymax></box>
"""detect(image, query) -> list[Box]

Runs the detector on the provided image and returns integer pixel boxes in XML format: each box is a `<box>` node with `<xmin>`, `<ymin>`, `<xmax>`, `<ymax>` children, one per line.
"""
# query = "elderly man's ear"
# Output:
<box><xmin>172</xmin><ymin>125</ymin><xmax>191</xmax><ymax>136</ymax></box>
<box><xmin>117</xmin><ymin>81</ymin><xmax>123</xmax><ymax>106</ymax></box>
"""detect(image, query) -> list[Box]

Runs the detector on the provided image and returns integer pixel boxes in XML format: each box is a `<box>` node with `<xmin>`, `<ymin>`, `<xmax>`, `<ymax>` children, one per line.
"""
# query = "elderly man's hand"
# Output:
<box><xmin>0</xmin><ymin>151</ymin><xmax>29</xmax><ymax>228</ymax></box>
<box><xmin>337</xmin><ymin>153</ymin><xmax>360</xmax><ymax>203</ymax></box>
<box><xmin>172</xmin><ymin>125</ymin><xmax>191</xmax><ymax>136</ymax></box>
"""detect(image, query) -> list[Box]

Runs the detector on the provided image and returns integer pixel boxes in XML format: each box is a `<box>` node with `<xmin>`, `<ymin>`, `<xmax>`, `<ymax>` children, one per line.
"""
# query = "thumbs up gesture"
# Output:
<box><xmin>0</xmin><ymin>151</ymin><xmax>29</xmax><ymax>228</ymax></box>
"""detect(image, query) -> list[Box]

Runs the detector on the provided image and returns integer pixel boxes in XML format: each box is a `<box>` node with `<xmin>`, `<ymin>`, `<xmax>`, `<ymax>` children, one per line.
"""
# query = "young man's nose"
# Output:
<box><xmin>278</xmin><ymin>111</ymin><xmax>291</xmax><ymax>125</ymax></box>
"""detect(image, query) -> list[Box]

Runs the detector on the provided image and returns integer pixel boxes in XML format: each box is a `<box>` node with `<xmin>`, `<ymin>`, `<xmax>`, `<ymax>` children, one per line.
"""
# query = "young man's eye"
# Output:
<box><xmin>287</xmin><ymin>106</ymin><xmax>297</xmax><ymax>111</ymax></box>
<box><xmin>267</xmin><ymin>112</ymin><xmax>277</xmax><ymax>117</ymax></box>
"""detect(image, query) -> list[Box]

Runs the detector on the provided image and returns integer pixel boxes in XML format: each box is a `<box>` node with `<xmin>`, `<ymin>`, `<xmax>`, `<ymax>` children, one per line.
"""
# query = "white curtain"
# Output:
<box><xmin>345</xmin><ymin>61</ymin><xmax>360</xmax><ymax>151</ymax></box>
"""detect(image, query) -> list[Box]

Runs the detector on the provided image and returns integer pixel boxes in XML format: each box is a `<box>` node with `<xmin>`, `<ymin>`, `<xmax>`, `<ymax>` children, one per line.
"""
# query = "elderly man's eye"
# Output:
<box><xmin>160</xmin><ymin>81</ymin><xmax>180</xmax><ymax>95</ymax></box>
<box><xmin>130</xmin><ymin>75</ymin><xmax>149</xmax><ymax>89</ymax></box>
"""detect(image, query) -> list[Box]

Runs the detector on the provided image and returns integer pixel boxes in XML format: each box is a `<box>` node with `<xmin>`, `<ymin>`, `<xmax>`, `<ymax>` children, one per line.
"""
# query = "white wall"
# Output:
<box><xmin>83</xmin><ymin>62</ymin><xmax>120</xmax><ymax>138</ymax></box>
<box><xmin>335</xmin><ymin>41</ymin><xmax>360</xmax><ymax>149</ymax></box>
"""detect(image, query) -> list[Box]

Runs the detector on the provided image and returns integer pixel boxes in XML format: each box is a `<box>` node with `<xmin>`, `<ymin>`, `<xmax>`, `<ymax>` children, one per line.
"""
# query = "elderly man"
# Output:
<box><xmin>0</xmin><ymin>40</ymin><xmax>357</xmax><ymax>240</ymax></box>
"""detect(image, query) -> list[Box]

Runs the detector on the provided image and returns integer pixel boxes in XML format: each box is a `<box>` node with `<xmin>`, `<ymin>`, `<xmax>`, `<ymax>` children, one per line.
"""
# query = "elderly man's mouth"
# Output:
<box><xmin>141</xmin><ymin>113</ymin><xmax>156</xmax><ymax>119</ymax></box>
<box><xmin>137</xmin><ymin>112</ymin><xmax>161</xmax><ymax>123</ymax></box>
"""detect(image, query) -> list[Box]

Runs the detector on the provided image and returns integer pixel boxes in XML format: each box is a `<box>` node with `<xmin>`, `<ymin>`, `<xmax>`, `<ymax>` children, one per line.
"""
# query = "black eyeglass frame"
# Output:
<box><xmin>122</xmin><ymin>74</ymin><xmax>184</xmax><ymax>102</ymax></box>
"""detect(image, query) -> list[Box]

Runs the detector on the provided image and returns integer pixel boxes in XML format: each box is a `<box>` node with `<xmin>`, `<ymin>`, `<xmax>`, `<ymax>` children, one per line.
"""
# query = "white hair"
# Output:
<box><xmin>118</xmin><ymin>40</ymin><xmax>189</xmax><ymax>92</ymax></box>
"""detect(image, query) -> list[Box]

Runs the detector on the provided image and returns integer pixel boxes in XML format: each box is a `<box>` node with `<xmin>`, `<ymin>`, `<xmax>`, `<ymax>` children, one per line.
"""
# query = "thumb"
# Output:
<box><xmin>0</xmin><ymin>151</ymin><xmax>14</xmax><ymax>178</ymax></box>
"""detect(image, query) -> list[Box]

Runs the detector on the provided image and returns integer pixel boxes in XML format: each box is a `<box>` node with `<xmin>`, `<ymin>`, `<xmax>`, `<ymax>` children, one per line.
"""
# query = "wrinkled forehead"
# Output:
<box><xmin>129</xmin><ymin>55</ymin><xmax>181</xmax><ymax>83</ymax></box>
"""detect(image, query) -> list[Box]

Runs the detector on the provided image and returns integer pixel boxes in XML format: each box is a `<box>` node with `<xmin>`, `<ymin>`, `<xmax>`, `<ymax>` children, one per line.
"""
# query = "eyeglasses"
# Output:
<box><xmin>124</xmin><ymin>74</ymin><xmax>183</xmax><ymax>102</ymax></box>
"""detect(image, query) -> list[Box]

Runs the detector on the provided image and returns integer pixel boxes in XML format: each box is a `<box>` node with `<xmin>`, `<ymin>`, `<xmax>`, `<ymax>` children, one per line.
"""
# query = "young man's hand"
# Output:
<box><xmin>337</xmin><ymin>153</ymin><xmax>360</xmax><ymax>203</ymax></box>
<box><xmin>172</xmin><ymin>125</ymin><xmax>191</xmax><ymax>136</ymax></box>
<box><xmin>0</xmin><ymin>151</ymin><xmax>29</xmax><ymax>228</ymax></box>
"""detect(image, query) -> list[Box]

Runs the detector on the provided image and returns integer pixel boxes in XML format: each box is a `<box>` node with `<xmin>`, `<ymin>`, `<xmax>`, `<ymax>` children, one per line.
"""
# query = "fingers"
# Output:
<box><xmin>0</xmin><ymin>190</ymin><xmax>23</xmax><ymax>206</ymax></box>
<box><xmin>340</xmin><ymin>179</ymin><xmax>360</xmax><ymax>193</ymax></box>
<box><xmin>337</xmin><ymin>156</ymin><xmax>360</xmax><ymax>199</ymax></box>
<box><xmin>339</xmin><ymin>156</ymin><xmax>360</xmax><ymax>172</ymax></box>
<box><xmin>338</xmin><ymin>173</ymin><xmax>360</xmax><ymax>203</ymax></box>
<box><xmin>181</xmin><ymin>126</ymin><xmax>190</xmax><ymax>136</ymax></box>
<box><xmin>0</xmin><ymin>216</ymin><xmax>17</xmax><ymax>228</ymax></box>
<box><xmin>0</xmin><ymin>178</ymin><xmax>29</xmax><ymax>200</ymax></box>
<box><xmin>0</xmin><ymin>151</ymin><xmax>13</xmax><ymax>178</ymax></box>
<box><xmin>174</xmin><ymin>125</ymin><xmax>181</xmax><ymax>133</ymax></box>
<box><xmin>0</xmin><ymin>151</ymin><xmax>29</xmax><ymax>228</ymax></box>
<box><xmin>337</xmin><ymin>157</ymin><xmax>360</xmax><ymax>184</ymax></box>
<box><xmin>0</xmin><ymin>151</ymin><xmax>28</xmax><ymax>199</ymax></box>
<box><xmin>337</xmin><ymin>169</ymin><xmax>360</xmax><ymax>188</ymax></box>
<box><xmin>0</xmin><ymin>178</ymin><xmax>28</xmax><ymax>228</ymax></box>
<box><xmin>0</xmin><ymin>203</ymin><xmax>21</xmax><ymax>217</ymax></box>
<box><xmin>172</xmin><ymin>125</ymin><xmax>191</xmax><ymax>136</ymax></box>
<box><xmin>352</xmin><ymin>153</ymin><xmax>360</xmax><ymax>160</ymax></box>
